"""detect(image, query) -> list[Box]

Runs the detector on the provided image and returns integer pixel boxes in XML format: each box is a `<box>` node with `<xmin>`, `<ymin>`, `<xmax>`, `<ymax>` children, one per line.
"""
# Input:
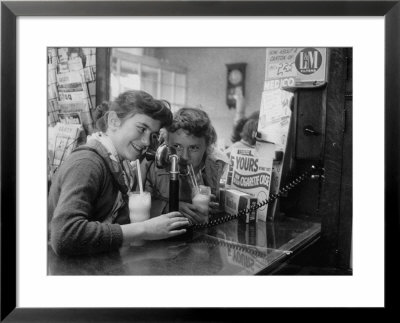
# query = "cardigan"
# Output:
<box><xmin>48</xmin><ymin>146</ymin><xmax>129</xmax><ymax>256</ymax></box>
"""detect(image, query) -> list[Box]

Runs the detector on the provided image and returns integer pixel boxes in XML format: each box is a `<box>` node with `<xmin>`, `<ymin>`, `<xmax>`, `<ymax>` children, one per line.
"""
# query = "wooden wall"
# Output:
<box><xmin>281</xmin><ymin>48</ymin><xmax>353</xmax><ymax>270</ymax></box>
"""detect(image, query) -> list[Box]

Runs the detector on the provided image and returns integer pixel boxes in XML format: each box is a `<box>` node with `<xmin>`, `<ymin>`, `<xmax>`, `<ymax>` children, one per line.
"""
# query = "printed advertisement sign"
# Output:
<box><xmin>226</xmin><ymin>147</ymin><xmax>273</xmax><ymax>222</ymax></box>
<box><xmin>258</xmin><ymin>89</ymin><xmax>292</xmax><ymax>147</ymax></box>
<box><xmin>265</xmin><ymin>47</ymin><xmax>327</xmax><ymax>89</ymax></box>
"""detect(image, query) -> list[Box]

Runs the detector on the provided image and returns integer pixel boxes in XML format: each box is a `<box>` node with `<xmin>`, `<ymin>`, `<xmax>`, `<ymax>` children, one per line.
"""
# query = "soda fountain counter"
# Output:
<box><xmin>47</xmin><ymin>214</ymin><xmax>321</xmax><ymax>275</ymax></box>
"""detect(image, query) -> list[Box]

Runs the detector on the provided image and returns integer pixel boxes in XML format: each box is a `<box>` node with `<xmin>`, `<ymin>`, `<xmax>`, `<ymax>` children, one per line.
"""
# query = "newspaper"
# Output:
<box><xmin>58</xmin><ymin>112</ymin><xmax>82</xmax><ymax>125</ymax></box>
<box><xmin>83</xmin><ymin>66</ymin><xmax>95</xmax><ymax>82</ymax></box>
<box><xmin>47</xmin><ymin>48</ymin><xmax>58</xmax><ymax>68</ymax></box>
<box><xmin>47</xmin><ymin>48</ymin><xmax>96</xmax><ymax>137</ymax></box>
<box><xmin>56</xmin><ymin>71</ymin><xmax>83</xmax><ymax>85</ymax></box>
<box><xmin>48</xmin><ymin>123</ymin><xmax>83</xmax><ymax>169</ymax></box>
<box><xmin>68</xmin><ymin>57</ymin><xmax>84</xmax><ymax>71</ymax></box>
<box><xmin>58</xmin><ymin>99</ymin><xmax>93</xmax><ymax>134</ymax></box>
<box><xmin>58</xmin><ymin>82</ymin><xmax>88</xmax><ymax>102</ymax></box>
<box><xmin>48</xmin><ymin>84</ymin><xmax>58</xmax><ymax>100</ymax></box>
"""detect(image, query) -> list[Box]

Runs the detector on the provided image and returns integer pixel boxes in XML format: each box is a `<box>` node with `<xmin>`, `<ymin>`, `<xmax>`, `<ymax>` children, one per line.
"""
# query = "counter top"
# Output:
<box><xmin>48</xmin><ymin>216</ymin><xmax>320</xmax><ymax>275</ymax></box>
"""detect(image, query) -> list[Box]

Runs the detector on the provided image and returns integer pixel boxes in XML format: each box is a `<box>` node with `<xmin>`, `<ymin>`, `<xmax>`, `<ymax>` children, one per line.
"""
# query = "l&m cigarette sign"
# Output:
<box><xmin>264</xmin><ymin>47</ymin><xmax>327</xmax><ymax>90</ymax></box>
<box><xmin>295</xmin><ymin>48</ymin><xmax>324</xmax><ymax>75</ymax></box>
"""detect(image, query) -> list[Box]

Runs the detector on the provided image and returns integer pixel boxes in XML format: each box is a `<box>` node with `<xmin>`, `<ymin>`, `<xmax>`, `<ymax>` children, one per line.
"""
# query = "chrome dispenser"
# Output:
<box><xmin>145</xmin><ymin>144</ymin><xmax>180</xmax><ymax>212</ymax></box>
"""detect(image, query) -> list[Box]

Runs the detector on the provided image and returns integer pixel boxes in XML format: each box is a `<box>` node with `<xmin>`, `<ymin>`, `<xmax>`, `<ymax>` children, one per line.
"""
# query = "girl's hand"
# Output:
<box><xmin>142</xmin><ymin>212</ymin><xmax>189</xmax><ymax>240</ymax></box>
<box><xmin>209</xmin><ymin>194</ymin><xmax>221</xmax><ymax>215</ymax></box>
<box><xmin>209</xmin><ymin>202</ymin><xmax>221</xmax><ymax>215</ymax></box>
<box><xmin>179</xmin><ymin>201</ymin><xmax>208</xmax><ymax>224</ymax></box>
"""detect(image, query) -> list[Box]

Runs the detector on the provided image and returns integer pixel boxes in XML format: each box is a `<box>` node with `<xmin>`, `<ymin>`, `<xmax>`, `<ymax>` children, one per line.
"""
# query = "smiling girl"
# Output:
<box><xmin>48</xmin><ymin>91</ymin><xmax>189</xmax><ymax>256</ymax></box>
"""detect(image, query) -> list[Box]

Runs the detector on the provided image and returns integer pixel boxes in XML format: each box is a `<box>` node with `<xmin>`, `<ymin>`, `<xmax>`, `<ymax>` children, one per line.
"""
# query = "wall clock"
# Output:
<box><xmin>226</xmin><ymin>63</ymin><xmax>247</xmax><ymax>109</ymax></box>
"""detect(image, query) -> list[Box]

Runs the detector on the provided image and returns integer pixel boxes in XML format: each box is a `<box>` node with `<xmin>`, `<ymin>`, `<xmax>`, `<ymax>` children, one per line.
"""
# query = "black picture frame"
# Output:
<box><xmin>1</xmin><ymin>1</ymin><xmax>399</xmax><ymax>321</ymax></box>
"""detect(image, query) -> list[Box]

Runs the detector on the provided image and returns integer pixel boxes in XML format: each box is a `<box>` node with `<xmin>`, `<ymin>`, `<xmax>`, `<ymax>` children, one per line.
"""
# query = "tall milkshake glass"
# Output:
<box><xmin>128</xmin><ymin>191</ymin><xmax>151</xmax><ymax>246</ymax></box>
<box><xmin>192</xmin><ymin>185</ymin><xmax>211</xmax><ymax>223</ymax></box>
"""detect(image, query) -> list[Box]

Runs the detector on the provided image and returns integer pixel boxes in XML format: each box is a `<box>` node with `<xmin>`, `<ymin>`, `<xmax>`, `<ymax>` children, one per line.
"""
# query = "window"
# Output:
<box><xmin>110</xmin><ymin>49</ymin><xmax>187</xmax><ymax>112</ymax></box>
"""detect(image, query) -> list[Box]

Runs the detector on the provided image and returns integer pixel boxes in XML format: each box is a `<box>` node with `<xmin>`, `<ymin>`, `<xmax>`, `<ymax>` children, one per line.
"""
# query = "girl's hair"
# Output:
<box><xmin>167</xmin><ymin>107</ymin><xmax>217</xmax><ymax>147</ymax></box>
<box><xmin>231</xmin><ymin>118</ymin><xmax>248</xmax><ymax>143</ymax></box>
<box><xmin>231</xmin><ymin>111</ymin><xmax>260</xmax><ymax>143</ymax></box>
<box><xmin>240</xmin><ymin>118</ymin><xmax>259</xmax><ymax>146</ymax></box>
<box><xmin>93</xmin><ymin>90</ymin><xmax>173</xmax><ymax>132</ymax></box>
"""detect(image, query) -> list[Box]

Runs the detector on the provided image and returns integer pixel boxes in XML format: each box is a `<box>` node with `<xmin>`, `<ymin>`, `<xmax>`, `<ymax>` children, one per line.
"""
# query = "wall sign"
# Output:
<box><xmin>264</xmin><ymin>47</ymin><xmax>327</xmax><ymax>90</ymax></box>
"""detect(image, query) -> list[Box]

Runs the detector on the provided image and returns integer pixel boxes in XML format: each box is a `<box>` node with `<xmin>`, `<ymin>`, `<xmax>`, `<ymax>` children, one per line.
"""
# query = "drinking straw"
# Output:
<box><xmin>187</xmin><ymin>165</ymin><xmax>196</xmax><ymax>188</ymax></box>
<box><xmin>189</xmin><ymin>164</ymin><xmax>198</xmax><ymax>189</ymax></box>
<box><xmin>136</xmin><ymin>159</ymin><xmax>143</xmax><ymax>194</ymax></box>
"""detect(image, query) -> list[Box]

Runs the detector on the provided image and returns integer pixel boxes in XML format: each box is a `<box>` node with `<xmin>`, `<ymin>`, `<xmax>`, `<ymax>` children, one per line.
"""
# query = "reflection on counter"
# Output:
<box><xmin>205</xmin><ymin>218</ymin><xmax>271</xmax><ymax>249</ymax></box>
<box><xmin>48</xmin><ymin>217</ymin><xmax>320</xmax><ymax>275</ymax></box>
<box><xmin>196</xmin><ymin>234</ymin><xmax>279</xmax><ymax>275</ymax></box>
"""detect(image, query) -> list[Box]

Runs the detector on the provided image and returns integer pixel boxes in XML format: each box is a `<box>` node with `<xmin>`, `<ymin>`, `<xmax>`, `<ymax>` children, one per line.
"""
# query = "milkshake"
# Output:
<box><xmin>192</xmin><ymin>185</ymin><xmax>211</xmax><ymax>223</ymax></box>
<box><xmin>129</xmin><ymin>191</ymin><xmax>151</xmax><ymax>246</ymax></box>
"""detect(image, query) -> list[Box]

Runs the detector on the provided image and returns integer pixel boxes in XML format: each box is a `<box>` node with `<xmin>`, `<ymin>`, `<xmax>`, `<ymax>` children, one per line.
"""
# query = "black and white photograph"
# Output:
<box><xmin>46</xmin><ymin>47</ymin><xmax>353</xmax><ymax>276</ymax></box>
<box><xmin>2</xmin><ymin>1</ymin><xmax>397</xmax><ymax>319</ymax></box>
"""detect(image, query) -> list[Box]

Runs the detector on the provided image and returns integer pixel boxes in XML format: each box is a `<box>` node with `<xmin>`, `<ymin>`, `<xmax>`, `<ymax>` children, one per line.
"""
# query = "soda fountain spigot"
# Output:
<box><xmin>168</xmin><ymin>153</ymin><xmax>180</xmax><ymax>212</ymax></box>
<box><xmin>144</xmin><ymin>144</ymin><xmax>180</xmax><ymax>212</ymax></box>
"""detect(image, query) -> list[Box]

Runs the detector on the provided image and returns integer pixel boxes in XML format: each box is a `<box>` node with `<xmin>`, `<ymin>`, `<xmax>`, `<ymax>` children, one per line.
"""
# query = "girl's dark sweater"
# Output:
<box><xmin>48</xmin><ymin>149</ymin><xmax>127</xmax><ymax>256</ymax></box>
